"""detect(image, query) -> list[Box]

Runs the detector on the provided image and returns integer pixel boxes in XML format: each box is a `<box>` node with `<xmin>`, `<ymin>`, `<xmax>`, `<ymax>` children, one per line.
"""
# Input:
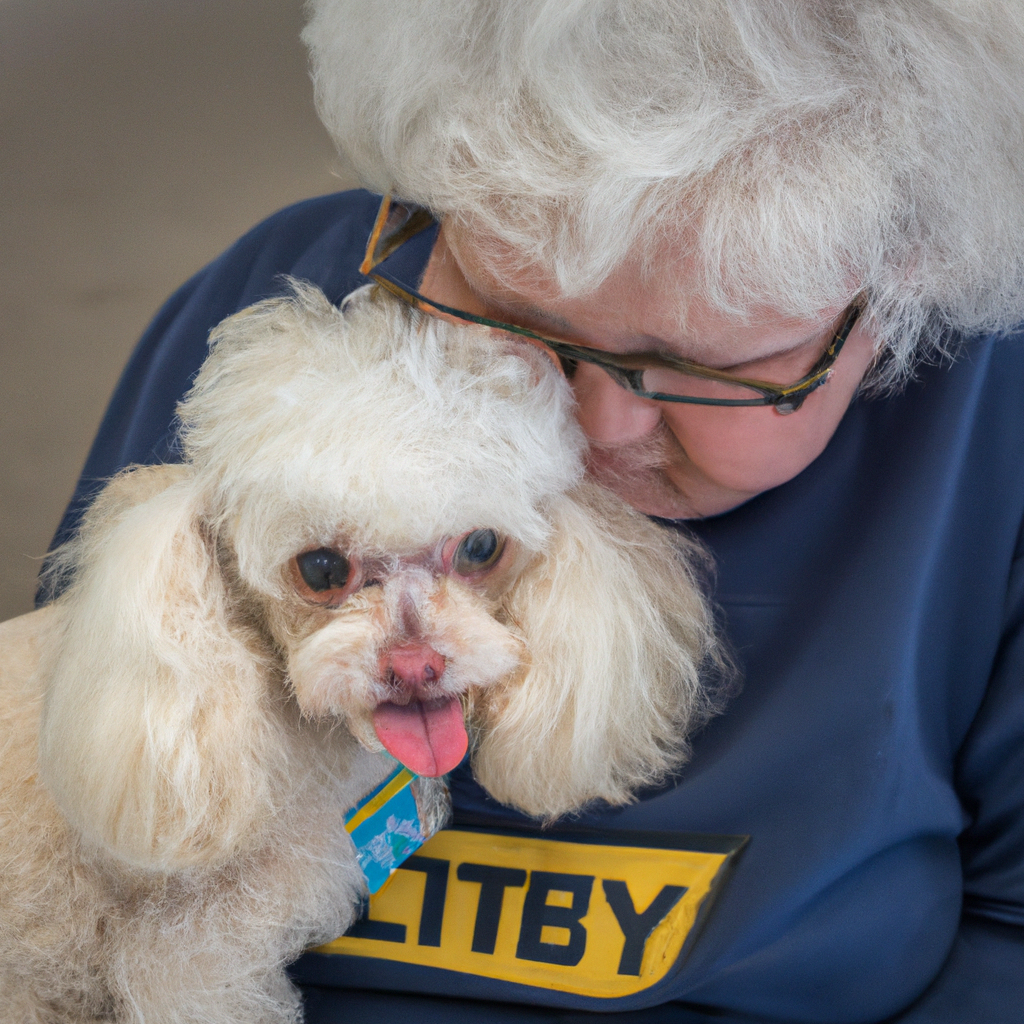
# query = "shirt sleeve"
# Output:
<box><xmin>889</xmin><ymin>534</ymin><xmax>1024</xmax><ymax>1023</ymax></box>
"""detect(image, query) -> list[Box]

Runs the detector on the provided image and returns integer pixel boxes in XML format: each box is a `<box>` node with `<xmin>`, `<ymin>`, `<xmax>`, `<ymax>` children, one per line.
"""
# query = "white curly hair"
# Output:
<box><xmin>304</xmin><ymin>0</ymin><xmax>1024</xmax><ymax>388</ymax></box>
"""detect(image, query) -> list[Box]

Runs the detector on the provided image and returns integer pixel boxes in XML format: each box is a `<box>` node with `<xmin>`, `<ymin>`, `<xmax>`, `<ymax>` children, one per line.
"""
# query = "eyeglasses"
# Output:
<box><xmin>361</xmin><ymin>194</ymin><xmax>865</xmax><ymax>414</ymax></box>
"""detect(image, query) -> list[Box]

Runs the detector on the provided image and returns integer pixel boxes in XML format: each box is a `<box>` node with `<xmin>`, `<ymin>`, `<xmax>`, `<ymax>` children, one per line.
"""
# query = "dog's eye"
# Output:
<box><xmin>296</xmin><ymin>548</ymin><xmax>351</xmax><ymax>593</ymax></box>
<box><xmin>452</xmin><ymin>529</ymin><xmax>504</xmax><ymax>575</ymax></box>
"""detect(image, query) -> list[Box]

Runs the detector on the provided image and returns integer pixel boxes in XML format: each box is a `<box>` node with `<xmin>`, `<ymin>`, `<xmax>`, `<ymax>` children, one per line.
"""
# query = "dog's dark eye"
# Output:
<box><xmin>296</xmin><ymin>548</ymin><xmax>350</xmax><ymax>592</ymax></box>
<box><xmin>452</xmin><ymin>529</ymin><xmax>504</xmax><ymax>574</ymax></box>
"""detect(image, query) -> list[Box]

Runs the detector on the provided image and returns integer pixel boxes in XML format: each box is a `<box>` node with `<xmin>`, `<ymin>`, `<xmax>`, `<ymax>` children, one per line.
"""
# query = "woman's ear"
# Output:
<box><xmin>470</xmin><ymin>480</ymin><xmax>725</xmax><ymax>820</ymax></box>
<box><xmin>39</xmin><ymin>465</ymin><xmax>288</xmax><ymax>871</ymax></box>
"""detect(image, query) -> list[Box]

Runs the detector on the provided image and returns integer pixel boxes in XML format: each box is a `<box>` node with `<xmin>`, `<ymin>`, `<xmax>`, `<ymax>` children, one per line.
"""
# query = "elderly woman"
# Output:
<box><xmin>51</xmin><ymin>2</ymin><xmax>1024</xmax><ymax>1021</ymax></box>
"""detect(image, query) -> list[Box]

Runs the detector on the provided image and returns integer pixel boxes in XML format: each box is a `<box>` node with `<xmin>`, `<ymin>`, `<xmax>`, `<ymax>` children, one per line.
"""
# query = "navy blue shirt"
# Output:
<box><xmin>51</xmin><ymin>190</ymin><xmax>1024</xmax><ymax>1022</ymax></box>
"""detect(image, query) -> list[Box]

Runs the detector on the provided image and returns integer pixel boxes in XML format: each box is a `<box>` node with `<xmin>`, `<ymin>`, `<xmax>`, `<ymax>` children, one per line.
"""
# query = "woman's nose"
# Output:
<box><xmin>570</xmin><ymin>361</ymin><xmax>663</xmax><ymax>444</ymax></box>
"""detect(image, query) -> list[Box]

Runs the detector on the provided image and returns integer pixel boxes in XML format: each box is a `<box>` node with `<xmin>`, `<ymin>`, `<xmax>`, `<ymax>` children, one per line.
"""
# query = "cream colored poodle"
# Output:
<box><xmin>0</xmin><ymin>284</ymin><xmax>722</xmax><ymax>1023</ymax></box>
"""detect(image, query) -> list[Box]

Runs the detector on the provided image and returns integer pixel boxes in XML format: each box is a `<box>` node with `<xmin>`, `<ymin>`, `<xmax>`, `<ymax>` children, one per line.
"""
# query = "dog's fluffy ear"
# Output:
<box><xmin>39</xmin><ymin>465</ymin><xmax>287</xmax><ymax>871</ymax></box>
<box><xmin>470</xmin><ymin>481</ymin><xmax>725</xmax><ymax>820</ymax></box>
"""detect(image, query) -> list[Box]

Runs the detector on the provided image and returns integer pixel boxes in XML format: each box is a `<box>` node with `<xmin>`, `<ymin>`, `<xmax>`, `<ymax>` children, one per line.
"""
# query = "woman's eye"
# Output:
<box><xmin>452</xmin><ymin>529</ymin><xmax>504</xmax><ymax>575</ymax></box>
<box><xmin>295</xmin><ymin>548</ymin><xmax>351</xmax><ymax>592</ymax></box>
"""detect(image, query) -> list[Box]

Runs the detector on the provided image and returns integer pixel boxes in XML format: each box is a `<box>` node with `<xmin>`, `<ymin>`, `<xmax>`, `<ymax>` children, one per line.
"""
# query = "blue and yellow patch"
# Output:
<box><xmin>306</xmin><ymin>824</ymin><xmax>746</xmax><ymax>1003</ymax></box>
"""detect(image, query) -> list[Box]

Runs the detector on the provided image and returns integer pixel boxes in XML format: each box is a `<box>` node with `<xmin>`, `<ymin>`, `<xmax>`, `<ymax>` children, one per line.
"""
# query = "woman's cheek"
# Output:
<box><xmin>663</xmin><ymin>395</ymin><xmax>844</xmax><ymax>497</ymax></box>
<box><xmin>668</xmin><ymin>323</ymin><xmax>878</xmax><ymax>499</ymax></box>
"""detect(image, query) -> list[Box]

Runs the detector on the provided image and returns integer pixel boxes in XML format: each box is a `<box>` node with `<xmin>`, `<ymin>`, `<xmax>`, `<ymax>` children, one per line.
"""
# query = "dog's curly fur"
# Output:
<box><xmin>0</xmin><ymin>285</ymin><xmax>724</xmax><ymax>1022</ymax></box>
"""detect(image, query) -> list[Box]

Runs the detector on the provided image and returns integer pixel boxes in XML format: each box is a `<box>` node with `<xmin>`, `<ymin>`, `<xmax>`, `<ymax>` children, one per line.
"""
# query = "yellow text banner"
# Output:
<box><xmin>317</xmin><ymin>826</ymin><xmax>744</xmax><ymax>999</ymax></box>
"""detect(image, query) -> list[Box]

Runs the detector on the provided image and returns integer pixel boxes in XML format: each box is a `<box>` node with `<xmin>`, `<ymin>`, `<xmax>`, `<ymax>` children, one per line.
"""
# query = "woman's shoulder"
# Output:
<box><xmin>198</xmin><ymin>188</ymin><xmax>383</xmax><ymax>302</ymax></box>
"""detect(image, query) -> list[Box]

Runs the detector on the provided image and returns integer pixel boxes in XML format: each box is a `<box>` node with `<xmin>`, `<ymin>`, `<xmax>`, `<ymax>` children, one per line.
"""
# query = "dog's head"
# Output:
<box><xmin>180</xmin><ymin>284</ymin><xmax>582</xmax><ymax>781</ymax></box>
<box><xmin>39</xmin><ymin>285</ymin><xmax>724</xmax><ymax>870</ymax></box>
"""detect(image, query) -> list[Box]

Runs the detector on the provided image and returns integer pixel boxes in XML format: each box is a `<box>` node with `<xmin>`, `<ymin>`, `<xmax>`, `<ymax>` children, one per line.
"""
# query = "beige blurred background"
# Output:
<box><xmin>0</xmin><ymin>0</ymin><xmax>357</xmax><ymax>620</ymax></box>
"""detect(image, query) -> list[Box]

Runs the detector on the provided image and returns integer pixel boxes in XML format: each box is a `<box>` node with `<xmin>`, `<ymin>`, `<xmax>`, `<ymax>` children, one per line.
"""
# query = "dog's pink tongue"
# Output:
<box><xmin>372</xmin><ymin>695</ymin><xmax>468</xmax><ymax>777</ymax></box>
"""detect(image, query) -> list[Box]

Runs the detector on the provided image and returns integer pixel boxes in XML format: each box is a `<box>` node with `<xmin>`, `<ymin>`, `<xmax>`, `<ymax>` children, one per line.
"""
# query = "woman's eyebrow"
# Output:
<box><xmin>627</xmin><ymin>324</ymin><xmax>833</xmax><ymax>372</ymax></box>
<box><xmin>493</xmin><ymin>294</ymin><xmax>834</xmax><ymax>366</ymax></box>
